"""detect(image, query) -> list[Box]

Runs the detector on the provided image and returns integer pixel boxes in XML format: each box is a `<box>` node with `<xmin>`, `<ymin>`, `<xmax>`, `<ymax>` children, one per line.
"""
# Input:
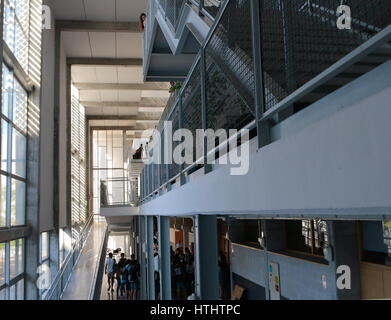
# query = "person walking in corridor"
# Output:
<box><xmin>105</xmin><ymin>252</ymin><xmax>115</xmax><ymax>292</ymax></box>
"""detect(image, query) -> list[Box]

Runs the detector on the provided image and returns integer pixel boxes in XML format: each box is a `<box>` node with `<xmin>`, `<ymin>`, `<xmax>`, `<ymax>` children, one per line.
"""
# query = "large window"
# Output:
<box><xmin>3</xmin><ymin>0</ymin><xmax>30</xmax><ymax>73</ymax></box>
<box><xmin>38</xmin><ymin>232</ymin><xmax>50</xmax><ymax>297</ymax></box>
<box><xmin>230</xmin><ymin>219</ymin><xmax>263</xmax><ymax>249</ymax></box>
<box><xmin>0</xmin><ymin>238</ymin><xmax>24</xmax><ymax>300</ymax></box>
<box><xmin>285</xmin><ymin>219</ymin><xmax>328</xmax><ymax>257</ymax></box>
<box><xmin>92</xmin><ymin>130</ymin><xmax>130</xmax><ymax>212</ymax></box>
<box><xmin>1</xmin><ymin>64</ymin><xmax>27</xmax><ymax>227</ymax></box>
<box><xmin>361</xmin><ymin>221</ymin><xmax>391</xmax><ymax>265</ymax></box>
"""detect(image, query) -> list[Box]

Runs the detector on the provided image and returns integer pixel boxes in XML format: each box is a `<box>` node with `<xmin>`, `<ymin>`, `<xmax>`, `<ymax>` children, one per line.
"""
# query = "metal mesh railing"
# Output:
<box><xmin>168</xmin><ymin>106</ymin><xmax>181</xmax><ymax>180</ymax></box>
<box><xmin>140</xmin><ymin>0</ymin><xmax>391</xmax><ymax>202</ymax></box>
<box><xmin>204</xmin><ymin>0</ymin><xmax>223</xmax><ymax>18</ymax></box>
<box><xmin>166</xmin><ymin>0</ymin><xmax>186</xmax><ymax>28</ymax></box>
<box><xmin>182</xmin><ymin>61</ymin><xmax>202</xmax><ymax>168</ymax></box>
<box><xmin>204</xmin><ymin>0</ymin><xmax>255</xmax><ymax>153</ymax></box>
<box><xmin>260</xmin><ymin>0</ymin><xmax>391</xmax><ymax>111</ymax></box>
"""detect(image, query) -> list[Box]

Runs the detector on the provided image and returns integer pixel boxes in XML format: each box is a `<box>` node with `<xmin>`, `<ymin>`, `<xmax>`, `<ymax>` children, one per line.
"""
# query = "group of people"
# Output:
<box><xmin>105</xmin><ymin>252</ymin><xmax>141</xmax><ymax>300</ymax></box>
<box><xmin>171</xmin><ymin>245</ymin><xmax>195</xmax><ymax>300</ymax></box>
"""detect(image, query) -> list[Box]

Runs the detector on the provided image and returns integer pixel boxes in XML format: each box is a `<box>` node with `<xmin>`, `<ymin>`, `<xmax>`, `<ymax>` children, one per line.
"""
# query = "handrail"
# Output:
<box><xmin>88</xmin><ymin>224</ymin><xmax>108</xmax><ymax>300</ymax></box>
<box><xmin>44</xmin><ymin>214</ymin><xmax>94</xmax><ymax>300</ymax></box>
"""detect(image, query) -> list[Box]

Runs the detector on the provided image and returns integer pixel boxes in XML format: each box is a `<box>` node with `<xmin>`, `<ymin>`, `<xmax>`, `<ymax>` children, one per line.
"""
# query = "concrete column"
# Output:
<box><xmin>139</xmin><ymin>216</ymin><xmax>147</xmax><ymax>299</ymax></box>
<box><xmin>183</xmin><ymin>224</ymin><xmax>190</xmax><ymax>250</ymax></box>
<box><xmin>194</xmin><ymin>215</ymin><xmax>219</xmax><ymax>299</ymax></box>
<box><xmin>158</xmin><ymin>216</ymin><xmax>172</xmax><ymax>300</ymax></box>
<box><xmin>25</xmin><ymin>85</ymin><xmax>41</xmax><ymax>300</ymax></box>
<box><xmin>329</xmin><ymin>221</ymin><xmax>361</xmax><ymax>300</ymax></box>
<box><xmin>49</xmin><ymin>230</ymin><xmax>59</xmax><ymax>287</ymax></box>
<box><xmin>146</xmin><ymin>216</ymin><xmax>155</xmax><ymax>300</ymax></box>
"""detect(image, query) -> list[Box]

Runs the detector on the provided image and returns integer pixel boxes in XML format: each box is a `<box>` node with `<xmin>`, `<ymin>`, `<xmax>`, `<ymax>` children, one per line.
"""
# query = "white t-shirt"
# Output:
<box><xmin>106</xmin><ymin>258</ymin><xmax>115</xmax><ymax>273</ymax></box>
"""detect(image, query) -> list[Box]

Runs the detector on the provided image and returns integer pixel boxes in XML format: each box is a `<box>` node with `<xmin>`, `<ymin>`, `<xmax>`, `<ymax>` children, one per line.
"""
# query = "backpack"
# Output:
<box><xmin>128</xmin><ymin>264</ymin><xmax>138</xmax><ymax>282</ymax></box>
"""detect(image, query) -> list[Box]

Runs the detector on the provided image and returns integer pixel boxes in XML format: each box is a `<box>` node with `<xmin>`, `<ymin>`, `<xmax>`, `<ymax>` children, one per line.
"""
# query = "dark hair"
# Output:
<box><xmin>108</xmin><ymin>252</ymin><xmax>113</xmax><ymax>258</ymax></box>
<box><xmin>131</xmin><ymin>254</ymin><xmax>135</xmax><ymax>259</ymax></box>
<box><xmin>139</xmin><ymin>13</ymin><xmax>146</xmax><ymax>31</ymax></box>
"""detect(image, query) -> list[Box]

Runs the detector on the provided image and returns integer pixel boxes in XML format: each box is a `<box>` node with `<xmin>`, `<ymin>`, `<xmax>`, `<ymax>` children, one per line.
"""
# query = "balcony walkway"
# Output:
<box><xmin>61</xmin><ymin>217</ymin><xmax>107</xmax><ymax>300</ymax></box>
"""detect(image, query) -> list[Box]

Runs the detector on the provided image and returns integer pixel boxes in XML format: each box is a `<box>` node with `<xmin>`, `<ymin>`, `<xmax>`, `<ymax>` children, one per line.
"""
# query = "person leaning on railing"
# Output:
<box><xmin>133</xmin><ymin>144</ymin><xmax>143</xmax><ymax>160</ymax></box>
<box><xmin>140</xmin><ymin>13</ymin><xmax>146</xmax><ymax>31</ymax></box>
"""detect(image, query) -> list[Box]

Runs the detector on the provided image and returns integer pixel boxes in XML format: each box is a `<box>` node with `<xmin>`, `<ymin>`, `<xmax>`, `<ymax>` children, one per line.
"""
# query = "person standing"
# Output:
<box><xmin>128</xmin><ymin>255</ymin><xmax>139</xmax><ymax>300</ymax></box>
<box><xmin>105</xmin><ymin>252</ymin><xmax>115</xmax><ymax>292</ymax></box>
<box><xmin>139</xmin><ymin>13</ymin><xmax>146</xmax><ymax>32</ymax></box>
<box><xmin>117</xmin><ymin>253</ymin><xmax>126</xmax><ymax>296</ymax></box>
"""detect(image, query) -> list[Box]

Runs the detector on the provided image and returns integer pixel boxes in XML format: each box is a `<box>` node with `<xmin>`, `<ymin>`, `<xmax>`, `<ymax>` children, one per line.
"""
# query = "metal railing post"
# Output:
<box><xmin>146</xmin><ymin>164</ymin><xmax>150</xmax><ymax>199</ymax></box>
<box><xmin>159</xmin><ymin>128</ymin><xmax>164</xmax><ymax>196</ymax></box>
<box><xmin>178</xmin><ymin>94</ymin><xmax>186</xmax><ymax>186</ymax></box>
<box><xmin>174</xmin><ymin>0</ymin><xmax>177</xmax><ymax>25</ymax></box>
<box><xmin>200</xmin><ymin>47</ymin><xmax>211</xmax><ymax>174</ymax></box>
<box><xmin>151</xmin><ymin>160</ymin><xmax>155</xmax><ymax>198</ymax></box>
<box><xmin>199</xmin><ymin>0</ymin><xmax>204</xmax><ymax>15</ymax></box>
<box><xmin>165</xmin><ymin>122</ymin><xmax>172</xmax><ymax>192</ymax></box>
<box><xmin>250</xmin><ymin>0</ymin><xmax>270</xmax><ymax>149</ymax></box>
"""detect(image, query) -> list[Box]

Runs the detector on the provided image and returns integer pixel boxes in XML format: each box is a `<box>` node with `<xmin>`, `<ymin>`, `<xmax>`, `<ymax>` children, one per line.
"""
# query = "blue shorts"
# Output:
<box><xmin>126</xmin><ymin>281</ymin><xmax>137</xmax><ymax>291</ymax></box>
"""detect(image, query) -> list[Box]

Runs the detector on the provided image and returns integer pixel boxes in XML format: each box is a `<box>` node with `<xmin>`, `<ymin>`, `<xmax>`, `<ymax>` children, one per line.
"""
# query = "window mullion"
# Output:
<box><xmin>4</xmin><ymin>240</ymin><xmax>9</xmax><ymax>299</ymax></box>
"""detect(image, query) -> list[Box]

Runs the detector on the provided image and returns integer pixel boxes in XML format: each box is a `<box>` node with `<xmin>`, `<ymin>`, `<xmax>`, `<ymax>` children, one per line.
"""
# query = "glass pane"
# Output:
<box><xmin>12</xmin><ymin>79</ymin><xmax>27</xmax><ymax>132</ymax></box>
<box><xmin>113</xmin><ymin>131</ymin><xmax>123</xmax><ymax>147</ymax></box>
<box><xmin>16</xmin><ymin>279</ymin><xmax>24</xmax><ymax>300</ymax></box>
<box><xmin>3</xmin><ymin>2</ymin><xmax>15</xmax><ymax>52</ymax></box>
<box><xmin>9</xmin><ymin>283</ymin><xmax>16</xmax><ymax>300</ymax></box>
<box><xmin>1</xmin><ymin>120</ymin><xmax>8</xmax><ymax>171</ymax></box>
<box><xmin>0</xmin><ymin>288</ymin><xmax>5</xmax><ymax>300</ymax></box>
<box><xmin>0</xmin><ymin>175</ymin><xmax>6</xmax><ymax>227</ymax></box>
<box><xmin>113</xmin><ymin>147</ymin><xmax>123</xmax><ymax>168</ymax></box>
<box><xmin>14</xmin><ymin>20</ymin><xmax>28</xmax><ymax>72</ymax></box>
<box><xmin>11</xmin><ymin>179</ymin><xmax>25</xmax><ymax>226</ymax></box>
<box><xmin>41</xmin><ymin>232</ymin><xmax>48</xmax><ymax>261</ymax></box>
<box><xmin>0</xmin><ymin>242</ymin><xmax>5</xmax><ymax>285</ymax></box>
<box><xmin>11</xmin><ymin>127</ymin><xmax>26</xmax><ymax>178</ymax></box>
<box><xmin>10</xmin><ymin>238</ymin><xmax>23</xmax><ymax>279</ymax></box>
<box><xmin>2</xmin><ymin>64</ymin><xmax>12</xmax><ymax>118</ymax></box>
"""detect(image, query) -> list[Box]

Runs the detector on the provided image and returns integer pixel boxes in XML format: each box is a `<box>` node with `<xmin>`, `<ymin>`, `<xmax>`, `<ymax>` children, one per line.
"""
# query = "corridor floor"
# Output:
<box><xmin>61</xmin><ymin>218</ymin><xmax>107</xmax><ymax>300</ymax></box>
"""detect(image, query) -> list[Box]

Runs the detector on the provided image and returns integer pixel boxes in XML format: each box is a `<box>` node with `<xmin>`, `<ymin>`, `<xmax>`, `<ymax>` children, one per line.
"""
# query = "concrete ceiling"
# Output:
<box><xmin>56</xmin><ymin>0</ymin><xmax>168</xmax><ymax>130</ymax></box>
<box><xmin>53</xmin><ymin>0</ymin><xmax>148</xmax><ymax>22</ymax></box>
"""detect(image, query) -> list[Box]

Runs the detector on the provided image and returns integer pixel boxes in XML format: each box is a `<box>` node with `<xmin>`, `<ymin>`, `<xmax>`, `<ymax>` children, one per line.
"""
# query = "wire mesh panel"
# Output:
<box><xmin>160</xmin><ymin>128</ymin><xmax>167</xmax><ymax>186</ymax></box>
<box><xmin>204</xmin><ymin>0</ymin><xmax>223</xmax><ymax>18</ymax></box>
<box><xmin>182</xmin><ymin>61</ymin><xmax>202</xmax><ymax>168</ymax></box>
<box><xmin>154</xmin><ymin>161</ymin><xmax>159</xmax><ymax>192</ymax></box>
<box><xmin>158</xmin><ymin>90</ymin><xmax>179</xmax><ymax>132</ymax></box>
<box><xmin>167</xmin><ymin>106</ymin><xmax>181</xmax><ymax>180</ymax></box>
<box><xmin>205</xmin><ymin>0</ymin><xmax>255</xmax><ymax>115</ymax></box>
<box><xmin>260</xmin><ymin>0</ymin><xmax>391</xmax><ymax>111</ymax></box>
<box><xmin>166</xmin><ymin>0</ymin><xmax>186</xmax><ymax>28</ymax></box>
<box><xmin>204</xmin><ymin>0</ymin><xmax>255</xmax><ymax>153</ymax></box>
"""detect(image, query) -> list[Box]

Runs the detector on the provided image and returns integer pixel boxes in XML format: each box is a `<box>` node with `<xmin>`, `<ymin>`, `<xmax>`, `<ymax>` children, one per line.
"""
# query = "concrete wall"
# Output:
<box><xmin>141</xmin><ymin>60</ymin><xmax>391</xmax><ymax>219</ymax></box>
<box><xmin>230</xmin><ymin>242</ymin><xmax>335</xmax><ymax>300</ymax></box>
<box><xmin>58</xmin><ymin>34</ymin><xmax>68</xmax><ymax>228</ymax></box>
<box><xmin>230</xmin><ymin>244</ymin><xmax>266</xmax><ymax>287</ymax></box>
<box><xmin>39</xmin><ymin>0</ymin><xmax>55</xmax><ymax>232</ymax></box>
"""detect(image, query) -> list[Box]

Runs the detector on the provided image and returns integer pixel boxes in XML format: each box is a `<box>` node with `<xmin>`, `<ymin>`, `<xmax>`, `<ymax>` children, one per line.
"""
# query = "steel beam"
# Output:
<box><xmin>73</xmin><ymin>82</ymin><xmax>169</xmax><ymax>91</ymax></box>
<box><xmin>56</xmin><ymin>20</ymin><xmax>140</xmax><ymax>33</ymax></box>
<box><xmin>67</xmin><ymin>58</ymin><xmax>142</xmax><ymax>66</ymax></box>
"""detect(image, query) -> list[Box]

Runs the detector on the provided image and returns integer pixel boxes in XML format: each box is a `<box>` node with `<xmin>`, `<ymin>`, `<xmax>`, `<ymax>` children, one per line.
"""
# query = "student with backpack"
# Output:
<box><xmin>128</xmin><ymin>255</ymin><xmax>139</xmax><ymax>300</ymax></box>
